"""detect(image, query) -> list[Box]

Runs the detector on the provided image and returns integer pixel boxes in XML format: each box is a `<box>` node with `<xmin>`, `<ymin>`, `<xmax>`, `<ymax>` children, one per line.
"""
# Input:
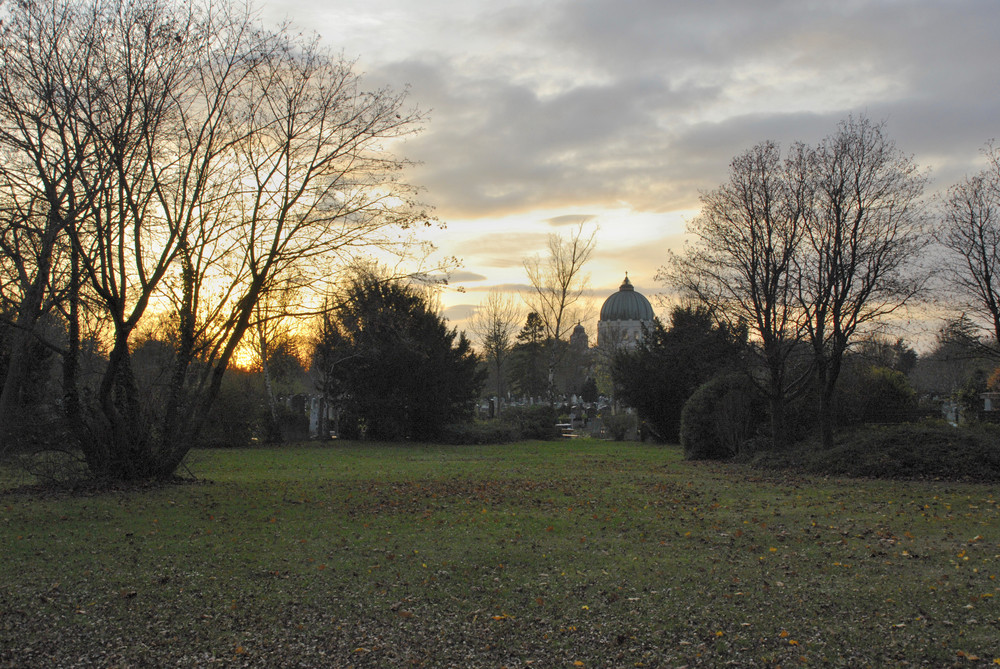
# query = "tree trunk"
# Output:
<box><xmin>261</xmin><ymin>348</ymin><xmax>283</xmax><ymax>443</ymax></box>
<box><xmin>79</xmin><ymin>333</ymin><xmax>159</xmax><ymax>480</ymax></box>
<box><xmin>0</xmin><ymin>324</ymin><xmax>35</xmax><ymax>451</ymax></box>
<box><xmin>159</xmin><ymin>248</ymin><xmax>196</xmax><ymax>465</ymax></box>
<box><xmin>494</xmin><ymin>357</ymin><xmax>503</xmax><ymax>419</ymax></box>
<box><xmin>0</xmin><ymin>215</ymin><xmax>59</xmax><ymax>452</ymax></box>
<box><xmin>63</xmin><ymin>239</ymin><xmax>81</xmax><ymax>426</ymax></box>
<box><xmin>816</xmin><ymin>343</ymin><xmax>844</xmax><ymax>450</ymax></box>
<box><xmin>768</xmin><ymin>393</ymin><xmax>786</xmax><ymax>450</ymax></box>
<box><xmin>818</xmin><ymin>387</ymin><xmax>835</xmax><ymax>450</ymax></box>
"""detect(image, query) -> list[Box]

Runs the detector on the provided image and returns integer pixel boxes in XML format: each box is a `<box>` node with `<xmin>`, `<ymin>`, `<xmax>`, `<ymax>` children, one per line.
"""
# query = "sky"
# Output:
<box><xmin>261</xmin><ymin>0</ymin><xmax>1000</xmax><ymax>338</ymax></box>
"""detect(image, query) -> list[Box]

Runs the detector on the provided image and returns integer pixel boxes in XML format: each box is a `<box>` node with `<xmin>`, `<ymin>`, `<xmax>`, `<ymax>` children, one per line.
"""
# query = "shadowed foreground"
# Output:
<box><xmin>2</xmin><ymin>440</ymin><xmax>998</xmax><ymax>667</ymax></box>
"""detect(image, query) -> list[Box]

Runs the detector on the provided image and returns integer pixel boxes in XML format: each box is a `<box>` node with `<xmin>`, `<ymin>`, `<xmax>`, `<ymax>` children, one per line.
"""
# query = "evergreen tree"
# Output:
<box><xmin>613</xmin><ymin>305</ymin><xmax>745</xmax><ymax>442</ymax></box>
<box><xmin>508</xmin><ymin>312</ymin><xmax>548</xmax><ymax>399</ymax></box>
<box><xmin>313</xmin><ymin>272</ymin><xmax>484</xmax><ymax>441</ymax></box>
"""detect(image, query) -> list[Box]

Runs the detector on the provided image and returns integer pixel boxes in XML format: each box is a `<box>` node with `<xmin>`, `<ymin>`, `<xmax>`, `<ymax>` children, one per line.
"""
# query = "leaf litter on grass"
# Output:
<box><xmin>1</xmin><ymin>440</ymin><xmax>999</xmax><ymax>667</ymax></box>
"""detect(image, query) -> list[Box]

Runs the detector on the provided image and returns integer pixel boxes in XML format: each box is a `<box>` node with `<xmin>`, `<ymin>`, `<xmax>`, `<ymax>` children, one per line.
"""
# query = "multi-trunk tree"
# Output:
<box><xmin>798</xmin><ymin>116</ymin><xmax>928</xmax><ymax>448</ymax></box>
<box><xmin>661</xmin><ymin>140</ymin><xmax>812</xmax><ymax>447</ymax></box>
<box><xmin>0</xmin><ymin>0</ymin><xmax>427</xmax><ymax>478</ymax></box>
<box><xmin>663</xmin><ymin>117</ymin><xmax>928</xmax><ymax>449</ymax></box>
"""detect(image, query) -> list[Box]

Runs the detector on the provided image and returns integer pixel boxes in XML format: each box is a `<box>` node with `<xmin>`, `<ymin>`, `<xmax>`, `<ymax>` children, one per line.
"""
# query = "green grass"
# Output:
<box><xmin>2</xmin><ymin>439</ymin><xmax>1000</xmax><ymax>667</ymax></box>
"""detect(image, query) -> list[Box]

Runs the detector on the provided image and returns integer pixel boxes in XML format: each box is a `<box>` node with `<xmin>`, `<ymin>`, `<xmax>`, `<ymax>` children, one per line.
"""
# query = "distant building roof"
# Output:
<box><xmin>599</xmin><ymin>275</ymin><xmax>654</xmax><ymax>322</ymax></box>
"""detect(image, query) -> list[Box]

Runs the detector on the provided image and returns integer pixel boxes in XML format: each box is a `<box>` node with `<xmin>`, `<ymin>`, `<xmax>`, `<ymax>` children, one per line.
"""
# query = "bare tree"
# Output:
<box><xmin>660</xmin><ymin>141</ymin><xmax>811</xmax><ymax>447</ymax></box>
<box><xmin>249</xmin><ymin>277</ymin><xmax>304</xmax><ymax>442</ymax></box>
<box><xmin>524</xmin><ymin>223</ymin><xmax>596</xmax><ymax>400</ymax></box>
<box><xmin>0</xmin><ymin>0</ymin><xmax>427</xmax><ymax>479</ymax></box>
<box><xmin>0</xmin><ymin>0</ymin><xmax>105</xmax><ymax>448</ymax></box>
<box><xmin>937</xmin><ymin>141</ymin><xmax>1000</xmax><ymax>353</ymax></box>
<box><xmin>799</xmin><ymin>116</ymin><xmax>928</xmax><ymax>449</ymax></box>
<box><xmin>663</xmin><ymin>120</ymin><xmax>928</xmax><ymax>449</ymax></box>
<box><xmin>469</xmin><ymin>288</ymin><xmax>521</xmax><ymax>417</ymax></box>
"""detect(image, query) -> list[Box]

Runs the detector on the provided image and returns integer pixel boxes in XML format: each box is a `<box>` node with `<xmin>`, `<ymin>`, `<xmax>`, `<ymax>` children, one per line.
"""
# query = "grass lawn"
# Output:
<box><xmin>2</xmin><ymin>439</ymin><xmax>999</xmax><ymax>667</ymax></box>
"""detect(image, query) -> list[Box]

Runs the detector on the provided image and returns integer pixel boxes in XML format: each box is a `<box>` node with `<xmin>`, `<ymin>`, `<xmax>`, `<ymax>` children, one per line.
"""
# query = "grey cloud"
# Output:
<box><xmin>451</xmin><ymin>232</ymin><xmax>552</xmax><ymax>267</ymax></box>
<box><xmin>546</xmin><ymin>214</ymin><xmax>596</xmax><ymax>227</ymax></box>
<box><xmin>463</xmin><ymin>282</ymin><xmax>534</xmax><ymax>294</ymax></box>
<box><xmin>447</xmin><ymin>271</ymin><xmax>488</xmax><ymax>282</ymax></box>
<box><xmin>399</xmin><ymin>72</ymin><xmax>714</xmax><ymax>217</ymax></box>
<box><xmin>442</xmin><ymin>304</ymin><xmax>479</xmax><ymax>323</ymax></box>
<box><xmin>363</xmin><ymin>0</ymin><xmax>1000</xmax><ymax>221</ymax></box>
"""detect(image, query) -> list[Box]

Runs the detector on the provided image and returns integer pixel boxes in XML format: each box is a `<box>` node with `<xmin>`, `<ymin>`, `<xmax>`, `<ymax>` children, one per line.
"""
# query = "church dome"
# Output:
<box><xmin>599</xmin><ymin>275</ymin><xmax>654</xmax><ymax>322</ymax></box>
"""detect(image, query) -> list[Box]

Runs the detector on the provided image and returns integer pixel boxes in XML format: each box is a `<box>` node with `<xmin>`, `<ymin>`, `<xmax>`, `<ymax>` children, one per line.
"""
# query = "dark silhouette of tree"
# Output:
<box><xmin>938</xmin><ymin>141</ymin><xmax>1000</xmax><ymax>354</ymax></box>
<box><xmin>508</xmin><ymin>312</ymin><xmax>548</xmax><ymax>400</ymax></box>
<box><xmin>663</xmin><ymin>117</ymin><xmax>928</xmax><ymax>450</ymax></box>
<box><xmin>799</xmin><ymin>116</ymin><xmax>928</xmax><ymax>449</ymax></box>
<box><xmin>854</xmin><ymin>335</ymin><xmax>918</xmax><ymax>375</ymax></box>
<box><xmin>313</xmin><ymin>271</ymin><xmax>484</xmax><ymax>441</ymax></box>
<box><xmin>910</xmin><ymin>316</ymin><xmax>994</xmax><ymax>399</ymax></box>
<box><xmin>524</xmin><ymin>223</ymin><xmax>596</xmax><ymax>399</ymax></box>
<box><xmin>661</xmin><ymin>141</ymin><xmax>811</xmax><ymax>447</ymax></box>
<box><xmin>613</xmin><ymin>305</ymin><xmax>746</xmax><ymax>442</ymax></box>
<box><xmin>579</xmin><ymin>377</ymin><xmax>599</xmax><ymax>403</ymax></box>
<box><xmin>0</xmin><ymin>0</ymin><xmax>426</xmax><ymax>477</ymax></box>
<box><xmin>469</xmin><ymin>289</ymin><xmax>520</xmax><ymax>417</ymax></box>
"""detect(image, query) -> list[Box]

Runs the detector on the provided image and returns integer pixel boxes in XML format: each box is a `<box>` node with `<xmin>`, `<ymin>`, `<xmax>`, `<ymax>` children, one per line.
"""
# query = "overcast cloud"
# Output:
<box><xmin>263</xmin><ymin>0</ymin><xmax>1000</xmax><ymax>330</ymax></box>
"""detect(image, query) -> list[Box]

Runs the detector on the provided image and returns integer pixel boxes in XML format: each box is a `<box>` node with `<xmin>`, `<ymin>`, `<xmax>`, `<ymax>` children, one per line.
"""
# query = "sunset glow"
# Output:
<box><xmin>256</xmin><ymin>0</ymin><xmax>1000</xmax><ymax>337</ymax></box>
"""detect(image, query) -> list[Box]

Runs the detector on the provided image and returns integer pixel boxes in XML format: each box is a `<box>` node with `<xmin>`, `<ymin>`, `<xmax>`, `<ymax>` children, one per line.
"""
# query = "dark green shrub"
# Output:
<box><xmin>602</xmin><ymin>413</ymin><xmax>636</xmax><ymax>441</ymax></box>
<box><xmin>313</xmin><ymin>272</ymin><xmax>485</xmax><ymax>442</ymax></box>
<box><xmin>501</xmin><ymin>405</ymin><xmax>560</xmax><ymax>440</ymax></box>
<box><xmin>836</xmin><ymin>366</ymin><xmax>917</xmax><ymax>426</ymax></box>
<box><xmin>750</xmin><ymin>423</ymin><xmax>1000</xmax><ymax>482</ymax></box>
<box><xmin>612</xmin><ymin>307</ymin><xmax>746</xmax><ymax>443</ymax></box>
<box><xmin>200</xmin><ymin>372</ymin><xmax>268</xmax><ymax>447</ymax></box>
<box><xmin>954</xmin><ymin>369</ymin><xmax>988</xmax><ymax>424</ymax></box>
<box><xmin>680</xmin><ymin>373</ymin><xmax>763</xmax><ymax>460</ymax></box>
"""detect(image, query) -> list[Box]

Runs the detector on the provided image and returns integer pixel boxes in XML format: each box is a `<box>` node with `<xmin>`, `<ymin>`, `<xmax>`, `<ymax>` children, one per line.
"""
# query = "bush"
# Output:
<box><xmin>439</xmin><ymin>407</ymin><xmax>564</xmax><ymax>444</ymax></box>
<box><xmin>680</xmin><ymin>373</ymin><xmax>763</xmax><ymax>460</ymax></box>
<box><xmin>200</xmin><ymin>372</ymin><xmax>269</xmax><ymax>447</ymax></box>
<box><xmin>14</xmin><ymin>448</ymin><xmax>89</xmax><ymax>487</ymax></box>
<box><xmin>836</xmin><ymin>366</ymin><xmax>917</xmax><ymax>426</ymax></box>
<box><xmin>501</xmin><ymin>405</ymin><xmax>560</xmax><ymax>440</ymax></box>
<box><xmin>602</xmin><ymin>413</ymin><xmax>636</xmax><ymax>441</ymax></box>
<box><xmin>750</xmin><ymin>423</ymin><xmax>1000</xmax><ymax>482</ymax></box>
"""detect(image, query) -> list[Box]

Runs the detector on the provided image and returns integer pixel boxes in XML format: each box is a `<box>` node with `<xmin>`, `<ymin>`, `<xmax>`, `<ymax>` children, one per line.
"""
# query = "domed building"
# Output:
<box><xmin>598</xmin><ymin>275</ymin><xmax>654</xmax><ymax>348</ymax></box>
<box><xmin>569</xmin><ymin>322</ymin><xmax>588</xmax><ymax>351</ymax></box>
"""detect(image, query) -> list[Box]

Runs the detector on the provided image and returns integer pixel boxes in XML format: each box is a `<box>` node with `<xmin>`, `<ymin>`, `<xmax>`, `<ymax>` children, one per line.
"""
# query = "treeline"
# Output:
<box><xmin>614</xmin><ymin>116</ymin><xmax>1000</xmax><ymax>475</ymax></box>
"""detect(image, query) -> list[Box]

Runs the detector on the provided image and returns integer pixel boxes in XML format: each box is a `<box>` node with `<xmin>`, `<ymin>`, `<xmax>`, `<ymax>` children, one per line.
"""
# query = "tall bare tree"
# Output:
<box><xmin>663</xmin><ymin>119</ymin><xmax>928</xmax><ymax>450</ymax></box>
<box><xmin>249</xmin><ymin>277</ymin><xmax>304</xmax><ymax>442</ymax></box>
<box><xmin>0</xmin><ymin>0</ymin><xmax>427</xmax><ymax>479</ymax></box>
<box><xmin>661</xmin><ymin>141</ymin><xmax>811</xmax><ymax>446</ymax></box>
<box><xmin>937</xmin><ymin>142</ymin><xmax>1000</xmax><ymax>353</ymax></box>
<box><xmin>0</xmin><ymin>0</ymin><xmax>105</xmax><ymax>448</ymax></box>
<box><xmin>799</xmin><ymin>116</ymin><xmax>928</xmax><ymax>449</ymax></box>
<box><xmin>524</xmin><ymin>223</ymin><xmax>596</xmax><ymax>400</ymax></box>
<box><xmin>470</xmin><ymin>288</ymin><xmax>521</xmax><ymax>416</ymax></box>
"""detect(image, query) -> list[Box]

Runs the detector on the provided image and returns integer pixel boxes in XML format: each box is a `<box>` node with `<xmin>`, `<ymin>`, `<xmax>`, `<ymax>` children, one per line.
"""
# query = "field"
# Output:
<box><xmin>2</xmin><ymin>439</ymin><xmax>999</xmax><ymax>667</ymax></box>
